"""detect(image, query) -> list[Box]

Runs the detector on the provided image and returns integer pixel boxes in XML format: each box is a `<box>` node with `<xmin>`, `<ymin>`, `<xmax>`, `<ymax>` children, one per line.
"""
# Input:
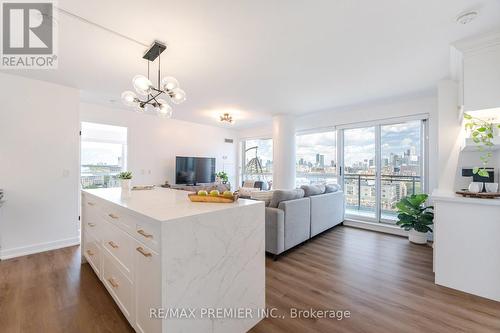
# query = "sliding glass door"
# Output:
<box><xmin>343</xmin><ymin>126</ymin><xmax>377</xmax><ymax>219</ymax></box>
<box><xmin>341</xmin><ymin>119</ymin><xmax>426</xmax><ymax>224</ymax></box>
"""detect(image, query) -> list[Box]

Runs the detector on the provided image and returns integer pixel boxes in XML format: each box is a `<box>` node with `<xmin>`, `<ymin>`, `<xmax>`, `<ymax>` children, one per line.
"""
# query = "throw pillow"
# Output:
<box><xmin>300</xmin><ymin>184</ymin><xmax>326</xmax><ymax>197</ymax></box>
<box><xmin>269</xmin><ymin>189</ymin><xmax>305</xmax><ymax>208</ymax></box>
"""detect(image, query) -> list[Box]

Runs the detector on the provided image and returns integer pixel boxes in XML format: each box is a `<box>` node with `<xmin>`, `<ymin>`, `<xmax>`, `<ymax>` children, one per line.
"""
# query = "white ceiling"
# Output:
<box><xmin>4</xmin><ymin>0</ymin><xmax>500</xmax><ymax>128</ymax></box>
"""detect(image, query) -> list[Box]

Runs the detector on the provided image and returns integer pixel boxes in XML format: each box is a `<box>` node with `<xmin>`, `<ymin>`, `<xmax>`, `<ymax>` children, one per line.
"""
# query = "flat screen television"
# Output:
<box><xmin>176</xmin><ymin>156</ymin><xmax>216</xmax><ymax>185</ymax></box>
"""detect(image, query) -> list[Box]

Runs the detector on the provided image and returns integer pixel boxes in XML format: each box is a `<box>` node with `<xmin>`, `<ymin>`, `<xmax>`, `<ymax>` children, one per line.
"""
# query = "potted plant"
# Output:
<box><xmin>216</xmin><ymin>171</ymin><xmax>229</xmax><ymax>184</ymax></box>
<box><xmin>117</xmin><ymin>171</ymin><xmax>132</xmax><ymax>190</ymax></box>
<box><xmin>395</xmin><ymin>193</ymin><xmax>433</xmax><ymax>244</ymax></box>
<box><xmin>463</xmin><ymin>113</ymin><xmax>500</xmax><ymax>177</ymax></box>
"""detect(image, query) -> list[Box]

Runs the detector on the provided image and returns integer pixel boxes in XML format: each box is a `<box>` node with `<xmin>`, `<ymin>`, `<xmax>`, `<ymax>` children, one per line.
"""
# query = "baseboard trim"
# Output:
<box><xmin>0</xmin><ymin>237</ymin><xmax>80</xmax><ymax>260</ymax></box>
<box><xmin>343</xmin><ymin>219</ymin><xmax>408</xmax><ymax>237</ymax></box>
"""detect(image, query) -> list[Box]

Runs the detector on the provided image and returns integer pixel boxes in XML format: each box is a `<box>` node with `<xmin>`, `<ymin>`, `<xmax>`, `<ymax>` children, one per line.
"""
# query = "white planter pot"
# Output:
<box><xmin>409</xmin><ymin>229</ymin><xmax>428</xmax><ymax>244</ymax></box>
<box><xmin>120</xmin><ymin>179</ymin><xmax>131</xmax><ymax>190</ymax></box>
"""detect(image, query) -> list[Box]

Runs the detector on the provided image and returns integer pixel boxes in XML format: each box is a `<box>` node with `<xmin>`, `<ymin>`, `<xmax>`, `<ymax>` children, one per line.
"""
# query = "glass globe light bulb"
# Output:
<box><xmin>170</xmin><ymin>88</ymin><xmax>186</xmax><ymax>104</ymax></box>
<box><xmin>157</xmin><ymin>99</ymin><xmax>173</xmax><ymax>118</ymax></box>
<box><xmin>121</xmin><ymin>90</ymin><xmax>137</xmax><ymax>107</ymax></box>
<box><xmin>160</xmin><ymin>76</ymin><xmax>179</xmax><ymax>91</ymax></box>
<box><xmin>144</xmin><ymin>103</ymin><xmax>156</xmax><ymax>113</ymax></box>
<box><xmin>132</xmin><ymin>75</ymin><xmax>153</xmax><ymax>95</ymax></box>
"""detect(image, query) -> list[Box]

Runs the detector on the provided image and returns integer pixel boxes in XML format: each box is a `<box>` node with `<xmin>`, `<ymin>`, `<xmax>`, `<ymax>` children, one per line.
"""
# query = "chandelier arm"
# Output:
<box><xmin>142</xmin><ymin>91</ymin><xmax>164</xmax><ymax>104</ymax></box>
<box><xmin>157</xmin><ymin>48</ymin><xmax>161</xmax><ymax>90</ymax></box>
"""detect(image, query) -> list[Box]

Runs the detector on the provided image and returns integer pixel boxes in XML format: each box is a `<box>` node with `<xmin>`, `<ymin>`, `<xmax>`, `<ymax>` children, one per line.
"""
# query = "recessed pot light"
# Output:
<box><xmin>456</xmin><ymin>11</ymin><xmax>478</xmax><ymax>25</ymax></box>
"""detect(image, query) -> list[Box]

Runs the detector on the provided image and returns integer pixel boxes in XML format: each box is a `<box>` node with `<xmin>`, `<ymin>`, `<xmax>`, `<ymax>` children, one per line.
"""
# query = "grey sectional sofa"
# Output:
<box><xmin>265</xmin><ymin>185</ymin><xmax>345</xmax><ymax>259</ymax></box>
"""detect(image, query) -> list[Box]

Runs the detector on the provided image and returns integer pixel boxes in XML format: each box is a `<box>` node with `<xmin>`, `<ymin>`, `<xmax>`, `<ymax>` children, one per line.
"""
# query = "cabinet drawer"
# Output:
<box><xmin>102</xmin><ymin>220</ymin><xmax>134</xmax><ymax>278</ymax></box>
<box><xmin>102</xmin><ymin>250</ymin><xmax>134</xmax><ymax>321</ymax></box>
<box><xmin>135</xmin><ymin>221</ymin><xmax>160</xmax><ymax>252</ymax></box>
<box><xmin>103</xmin><ymin>205</ymin><xmax>135</xmax><ymax>233</ymax></box>
<box><xmin>134</xmin><ymin>242</ymin><xmax>161</xmax><ymax>333</ymax></box>
<box><xmin>83</xmin><ymin>231</ymin><xmax>101</xmax><ymax>277</ymax></box>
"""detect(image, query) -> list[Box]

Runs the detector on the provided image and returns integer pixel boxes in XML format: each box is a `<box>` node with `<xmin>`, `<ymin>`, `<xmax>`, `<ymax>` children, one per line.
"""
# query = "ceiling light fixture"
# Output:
<box><xmin>122</xmin><ymin>41</ymin><xmax>186</xmax><ymax>118</ymax></box>
<box><xmin>456</xmin><ymin>11</ymin><xmax>478</xmax><ymax>25</ymax></box>
<box><xmin>220</xmin><ymin>113</ymin><xmax>233</xmax><ymax>123</ymax></box>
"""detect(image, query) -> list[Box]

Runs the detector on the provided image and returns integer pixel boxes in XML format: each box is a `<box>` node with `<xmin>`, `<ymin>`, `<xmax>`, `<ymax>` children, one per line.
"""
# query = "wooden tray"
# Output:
<box><xmin>188</xmin><ymin>193</ymin><xmax>239</xmax><ymax>203</ymax></box>
<box><xmin>456</xmin><ymin>191</ymin><xmax>500</xmax><ymax>199</ymax></box>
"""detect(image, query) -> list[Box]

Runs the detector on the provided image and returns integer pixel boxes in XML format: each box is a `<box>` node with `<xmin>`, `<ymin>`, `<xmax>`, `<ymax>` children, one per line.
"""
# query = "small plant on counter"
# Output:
<box><xmin>117</xmin><ymin>171</ymin><xmax>132</xmax><ymax>180</ymax></box>
<box><xmin>396</xmin><ymin>194</ymin><xmax>433</xmax><ymax>244</ymax></box>
<box><xmin>216</xmin><ymin>171</ymin><xmax>229</xmax><ymax>184</ymax></box>
<box><xmin>464</xmin><ymin>113</ymin><xmax>500</xmax><ymax>178</ymax></box>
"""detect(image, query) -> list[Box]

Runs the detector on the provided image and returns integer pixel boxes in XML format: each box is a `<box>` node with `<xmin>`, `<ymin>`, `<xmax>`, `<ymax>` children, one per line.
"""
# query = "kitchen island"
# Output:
<box><xmin>432</xmin><ymin>190</ymin><xmax>500</xmax><ymax>302</ymax></box>
<box><xmin>81</xmin><ymin>187</ymin><xmax>265</xmax><ymax>333</ymax></box>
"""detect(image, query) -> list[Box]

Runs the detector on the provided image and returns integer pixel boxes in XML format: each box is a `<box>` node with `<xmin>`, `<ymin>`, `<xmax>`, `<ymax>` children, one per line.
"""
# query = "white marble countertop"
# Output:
<box><xmin>432</xmin><ymin>190</ymin><xmax>500</xmax><ymax>207</ymax></box>
<box><xmin>82</xmin><ymin>187</ymin><xmax>262</xmax><ymax>222</ymax></box>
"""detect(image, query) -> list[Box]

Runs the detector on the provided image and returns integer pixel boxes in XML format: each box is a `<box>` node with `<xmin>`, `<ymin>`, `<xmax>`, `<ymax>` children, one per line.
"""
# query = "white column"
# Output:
<box><xmin>272</xmin><ymin>114</ymin><xmax>296</xmax><ymax>189</ymax></box>
<box><xmin>436</xmin><ymin>80</ymin><xmax>461</xmax><ymax>195</ymax></box>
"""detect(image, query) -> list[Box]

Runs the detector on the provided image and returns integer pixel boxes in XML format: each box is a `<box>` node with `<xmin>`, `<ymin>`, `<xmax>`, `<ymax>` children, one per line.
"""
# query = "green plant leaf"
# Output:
<box><xmin>463</xmin><ymin>113</ymin><xmax>472</xmax><ymax>119</ymax></box>
<box><xmin>478</xmin><ymin>169</ymin><xmax>489</xmax><ymax>177</ymax></box>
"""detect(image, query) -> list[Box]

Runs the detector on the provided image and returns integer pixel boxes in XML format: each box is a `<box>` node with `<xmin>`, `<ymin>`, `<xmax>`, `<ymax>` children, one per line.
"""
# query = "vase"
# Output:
<box><xmin>409</xmin><ymin>229</ymin><xmax>427</xmax><ymax>244</ymax></box>
<box><xmin>120</xmin><ymin>179</ymin><xmax>131</xmax><ymax>191</ymax></box>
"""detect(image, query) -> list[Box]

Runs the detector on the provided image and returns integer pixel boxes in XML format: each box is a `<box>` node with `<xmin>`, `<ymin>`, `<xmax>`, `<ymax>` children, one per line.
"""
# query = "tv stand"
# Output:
<box><xmin>170</xmin><ymin>183</ymin><xmax>231</xmax><ymax>192</ymax></box>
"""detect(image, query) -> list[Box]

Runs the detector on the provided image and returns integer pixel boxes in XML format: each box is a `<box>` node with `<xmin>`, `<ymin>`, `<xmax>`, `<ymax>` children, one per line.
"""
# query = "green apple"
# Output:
<box><xmin>209</xmin><ymin>190</ymin><xmax>220</xmax><ymax>197</ymax></box>
<box><xmin>198</xmin><ymin>190</ymin><xmax>208</xmax><ymax>196</ymax></box>
<box><xmin>223</xmin><ymin>191</ymin><xmax>233</xmax><ymax>198</ymax></box>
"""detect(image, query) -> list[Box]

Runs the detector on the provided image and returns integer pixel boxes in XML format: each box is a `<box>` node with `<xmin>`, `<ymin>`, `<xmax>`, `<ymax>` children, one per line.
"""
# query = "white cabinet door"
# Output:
<box><xmin>463</xmin><ymin>45</ymin><xmax>500</xmax><ymax>112</ymax></box>
<box><xmin>134</xmin><ymin>242</ymin><xmax>162</xmax><ymax>333</ymax></box>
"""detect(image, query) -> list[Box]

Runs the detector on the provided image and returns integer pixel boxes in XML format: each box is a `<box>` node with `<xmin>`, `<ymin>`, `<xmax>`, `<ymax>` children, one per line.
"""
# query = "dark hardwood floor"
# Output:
<box><xmin>1</xmin><ymin>226</ymin><xmax>499</xmax><ymax>333</ymax></box>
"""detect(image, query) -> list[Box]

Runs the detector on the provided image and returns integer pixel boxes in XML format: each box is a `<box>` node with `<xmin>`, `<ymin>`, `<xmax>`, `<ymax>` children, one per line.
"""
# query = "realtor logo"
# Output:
<box><xmin>1</xmin><ymin>0</ymin><xmax>58</xmax><ymax>68</ymax></box>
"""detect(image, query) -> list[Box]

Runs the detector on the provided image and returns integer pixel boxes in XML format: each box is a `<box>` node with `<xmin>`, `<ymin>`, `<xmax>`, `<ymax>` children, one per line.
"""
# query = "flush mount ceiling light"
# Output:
<box><xmin>220</xmin><ymin>113</ymin><xmax>233</xmax><ymax>123</ymax></box>
<box><xmin>456</xmin><ymin>11</ymin><xmax>478</xmax><ymax>25</ymax></box>
<box><xmin>122</xmin><ymin>41</ymin><xmax>186</xmax><ymax>118</ymax></box>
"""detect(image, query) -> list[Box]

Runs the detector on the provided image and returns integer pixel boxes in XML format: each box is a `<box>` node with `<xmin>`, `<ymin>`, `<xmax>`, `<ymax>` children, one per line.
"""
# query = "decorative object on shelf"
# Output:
<box><xmin>463</xmin><ymin>113</ymin><xmax>500</xmax><ymax>177</ymax></box>
<box><xmin>468</xmin><ymin>181</ymin><xmax>484</xmax><ymax>193</ymax></box>
<box><xmin>215</xmin><ymin>171</ymin><xmax>229</xmax><ymax>184</ymax></box>
<box><xmin>161</xmin><ymin>180</ymin><xmax>171</xmax><ymax>188</ymax></box>
<box><xmin>117</xmin><ymin>171</ymin><xmax>133</xmax><ymax>190</ymax></box>
<box><xmin>188</xmin><ymin>190</ymin><xmax>238</xmax><ymax>203</ymax></box>
<box><xmin>456</xmin><ymin>190</ymin><xmax>500</xmax><ymax>199</ymax></box>
<box><xmin>395</xmin><ymin>194</ymin><xmax>433</xmax><ymax>245</ymax></box>
<box><xmin>121</xmin><ymin>41</ymin><xmax>186</xmax><ymax>118</ymax></box>
<box><xmin>485</xmin><ymin>183</ymin><xmax>499</xmax><ymax>193</ymax></box>
<box><xmin>220</xmin><ymin>113</ymin><xmax>233</xmax><ymax>123</ymax></box>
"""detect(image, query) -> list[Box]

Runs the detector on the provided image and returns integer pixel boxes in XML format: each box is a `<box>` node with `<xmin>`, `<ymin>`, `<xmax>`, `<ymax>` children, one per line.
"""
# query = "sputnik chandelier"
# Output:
<box><xmin>121</xmin><ymin>41</ymin><xmax>186</xmax><ymax>118</ymax></box>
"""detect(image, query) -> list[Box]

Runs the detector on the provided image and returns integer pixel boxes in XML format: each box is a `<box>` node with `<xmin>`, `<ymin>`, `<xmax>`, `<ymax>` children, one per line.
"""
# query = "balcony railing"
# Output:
<box><xmin>344</xmin><ymin>173</ymin><xmax>421</xmax><ymax>220</ymax></box>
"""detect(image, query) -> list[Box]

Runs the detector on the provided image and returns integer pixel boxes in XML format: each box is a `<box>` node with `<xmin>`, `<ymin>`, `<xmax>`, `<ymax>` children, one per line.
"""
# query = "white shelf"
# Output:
<box><xmin>462</xmin><ymin>136</ymin><xmax>500</xmax><ymax>152</ymax></box>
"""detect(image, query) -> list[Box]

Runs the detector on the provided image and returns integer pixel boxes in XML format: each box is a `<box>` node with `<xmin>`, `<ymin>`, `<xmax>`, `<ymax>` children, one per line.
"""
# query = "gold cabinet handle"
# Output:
<box><xmin>107</xmin><ymin>277</ymin><xmax>119</xmax><ymax>288</ymax></box>
<box><xmin>87</xmin><ymin>202</ymin><xmax>95</xmax><ymax>206</ymax></box>
<box><xmin>86</xmin><ymin>249</ymin><xmax>94</xmax><ymax>256</ymax></box>
<box><xmin>136</xmin><ymin>246</ymin><xmax>152</xmax><ymax>257</ymax></box>
<box><xmin>87</xmin><ymin>222</ymin><xmax>96</xmax><ymax>227</ymax></box>
<box><xmin>108</xmin><ymin>241</ymin><xmax>119</xmax><ymax>249</ymax></box>
<box><xmin>137</xmin><ymin>229</ymin><xmax>153</xmax><ymax>239</ymax></box>
<box><xmin>108</xmin><ymin>213</ymin><xmax>119</xmax><ymax>219</ymax></box>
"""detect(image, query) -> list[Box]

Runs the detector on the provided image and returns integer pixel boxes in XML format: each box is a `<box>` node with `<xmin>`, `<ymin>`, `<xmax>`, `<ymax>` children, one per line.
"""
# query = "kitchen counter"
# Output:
<box><xmin>81</xmin><ymin>188</ymin><xmax>265</xmax><ymax>333</ymax></box>
<box><xmin>84</xmin><ymin>187</ymin><xmax>259</xmax><ymax>222</ymax></box>
<box><xmin>431</xmin><ymin>190</ymin><xmax>500</xmax><ymax>302</ymax></box>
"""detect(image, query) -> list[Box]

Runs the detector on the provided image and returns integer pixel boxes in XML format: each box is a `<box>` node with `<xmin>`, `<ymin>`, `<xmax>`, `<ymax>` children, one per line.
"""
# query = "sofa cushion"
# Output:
<box><xmin>300</xmin><ymin>184</ymin><xmax>326</xmax><ymax>197</ymax></box>
<box><xmin>325</xmin><ymin>184</ymin><xmax>341</xmax><ymax>193</ymax></box>
<box><xmin>250</xmin><ymin>190</ymin><xmax>274</xmax><ymax>207</ymax></box>
<box><xmin>269</xmin><ymin>189</ymin><xmax>305</xmax><ymax>208</ymax></box>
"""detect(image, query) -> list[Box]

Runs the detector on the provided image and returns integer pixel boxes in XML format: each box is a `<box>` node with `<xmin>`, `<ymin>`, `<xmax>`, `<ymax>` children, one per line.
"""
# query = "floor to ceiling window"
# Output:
<box><xmin>341</xmin><ymin>118</ymin><xmax>426</xmax><ymax>224</ymax></box>
<box><xmin>241</xmin><ymin>138</ymin><xmax>273</xmax><ymax>187</ymax></box>
<box><xmin>296</xmin><ymin>130</ymin><xmax>337</xmax><ymax>187</ymax></box>
<box><xmin>343</xmin><ymin>127</ymin><xmax>376</xmax><ymax>219</ymax></box>
<box><xmin>80</xmin><ymin>122</ymin><xmax>128</xmax><ymax>189</ymax></box>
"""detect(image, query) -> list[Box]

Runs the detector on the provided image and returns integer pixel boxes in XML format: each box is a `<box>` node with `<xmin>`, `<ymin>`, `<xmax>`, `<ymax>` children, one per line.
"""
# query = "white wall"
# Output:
<box><xmin>239</xmin><ymin>94</ymin><xmax>439</xmax><ymax>193</ymax></box>
<box><xmin>0</xmin><ymin>73</ymin><xmax>80</xmax><ymax>259</ymax></box>
<box><xmin>80</xmin><ymin>103</ymin><xmax>239</xmax><ymax>187</ymax></box>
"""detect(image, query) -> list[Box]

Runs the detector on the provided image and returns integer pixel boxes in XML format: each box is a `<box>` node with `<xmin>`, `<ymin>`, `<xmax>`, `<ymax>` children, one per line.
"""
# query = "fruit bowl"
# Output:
<box><xmin>188</xmin><ymin>192</ymin><xmax>239</xmax><ymax>203</ymax></box>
